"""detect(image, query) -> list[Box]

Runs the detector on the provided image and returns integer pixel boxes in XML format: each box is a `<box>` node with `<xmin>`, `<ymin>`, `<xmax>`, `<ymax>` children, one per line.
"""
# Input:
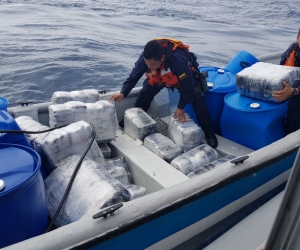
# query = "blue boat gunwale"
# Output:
<box><xmin>69</xmin><ymin>145</ymin><xmax>298</xmax><ymax>249</ymax></box>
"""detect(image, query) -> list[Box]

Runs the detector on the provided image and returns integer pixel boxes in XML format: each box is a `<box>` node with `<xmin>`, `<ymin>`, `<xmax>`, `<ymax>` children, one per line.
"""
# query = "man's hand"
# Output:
<box><xmin>109</xmin><ymin>93</ymin><xmax>124</xmax><ymax>103</ymax></box>
<box><xmin>273</xmin><ymin>81</ymin><xmax>293</xmax><ymax>101</ymax></box>
<box><xmin>174</xmin><ymin>108</ymin><xmax>186</xmax><ymax>123</ymax></box>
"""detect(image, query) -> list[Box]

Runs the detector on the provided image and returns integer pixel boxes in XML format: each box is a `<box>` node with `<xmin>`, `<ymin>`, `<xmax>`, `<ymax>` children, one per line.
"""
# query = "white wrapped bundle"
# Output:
<box><xmin>106</xmin><ymin>166</ymin><xmax>130</xmax><ymax>186</ymax></box>
<box><xmin>49</xmin><ymin>100</ymin><xmax>116</xmax><ymax>142</ymax></box>
<box><xmin>144</xmin><ymin>133</ymin><xmax>182</xmax><ymax>162</ymax></box>
<box><xmin>51</xmin><ymin>89</ymin><xmax>99</xmax><ymax>104</ymax></box>
<box><xmin>124</xmin><ymin>107</ymin><xmax>156</xmax><ymax>140</ymax></box>
<box><xmin>35</xmin><ymin>120</ymin><xmax>105</xmax><ymax>173</ymax></box>
<box><xmin>98</xmin><ymin>143</ymin><xmax>111</xmax><ymax>159</ymax></box>
<box><xmin>187</xmin><ymin>155</ymin><xmax>236</xmax><ymax>178</ymax></box>
<box><xmin>168</xmin><ymin>114</ymin><xmax>203</xmax><ymax>152</ymax></box>
<box><xmin>15</xmin><ymin>116</ymin><xmax>50</xmax><ymax>148</ymax></box>
<box><xmin>105</xmin><ymin>156</ymin><xmax>131</xmax><ymax>185</ymax></box>
<box><xmin>170</xmin><ymin>144</ymin><xmax>218</xmax><ymax>175</ymax></box>
<box><xmin>236</xmin><ymin>62</ymin><xmax>300</xmax><ymax>102</ymax></box>
<box><xmin>44</xmin><ymin>155</ymin><xmax>131</xmax><ymax>227</ymax></box>
<box><xmin>125</xmin><ymin>185</ymin><xmax>147</xmax><ymax>200</ymax></box>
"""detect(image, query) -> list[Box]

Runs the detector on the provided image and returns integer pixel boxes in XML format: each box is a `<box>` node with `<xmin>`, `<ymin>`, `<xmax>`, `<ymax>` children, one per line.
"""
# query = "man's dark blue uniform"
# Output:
<box><xmin>280</xmin><ymin>43</ymin><xmax>300</xmax><ymax>135</ymax></box>
<box><xmin>119</xmin><ymin>47</ymin><xmax>217</xmax><ymax>147</ymax></box>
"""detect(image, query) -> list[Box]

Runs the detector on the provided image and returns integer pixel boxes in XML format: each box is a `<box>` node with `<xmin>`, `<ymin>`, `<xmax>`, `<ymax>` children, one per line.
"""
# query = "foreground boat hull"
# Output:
<box><xmin>5</xmin><ymin>132</ymin><xmax>298</xmax><ymax>249</ymax></box>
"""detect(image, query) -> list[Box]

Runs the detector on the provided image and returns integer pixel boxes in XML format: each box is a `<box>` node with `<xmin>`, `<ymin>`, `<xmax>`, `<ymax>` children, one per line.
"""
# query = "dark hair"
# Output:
<box><xmin>144</xmin><ymin>40</ymin><xmax>165</xmax><ymax>61</ymax></box>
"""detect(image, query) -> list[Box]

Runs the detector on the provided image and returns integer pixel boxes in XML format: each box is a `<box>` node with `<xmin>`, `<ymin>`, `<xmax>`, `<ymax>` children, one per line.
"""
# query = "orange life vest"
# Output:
<box><xmin>145</xmin><ymin>38</ymin><xmax>191</xmax><ymax>88</ymax></box>
<box><xmin>284</xmin><ymin>49</ymin><xmax>296</xmax><ymax>66</ymax></box>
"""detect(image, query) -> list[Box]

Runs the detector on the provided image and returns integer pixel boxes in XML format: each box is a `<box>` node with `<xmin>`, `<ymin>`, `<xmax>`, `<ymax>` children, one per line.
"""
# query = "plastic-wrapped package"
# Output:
<box><xmin>124</xmin><ymin>107</ymin><xmax>156</xmax><ymax>140</ymax></box>
<box><xmin>44</xmin><ymin>154</ymin><xmax>131</xmax><ymax>227</ymax></box>
<box><xmin>168</xmin><ymin>114</ymin><xmax>203</xmax><ymax>152</ymax></box>
<box><xmin>105</xmin><ymin>156</ymin><xmax>131</xmax><ymax>185</ymax></box>
<box><xmin>34</xmin><ymin>120</ymin><xmax>105</xmax><ymax>173</ymax></box>
<box><xmin>49</xmin><ymin>100</ymin><xmax>116</xmax><ymax>142</ymax></box>
<box><xmin>187</xmin><ymin>155</ymin><xmax>236</xmax><ymax>178</ymax></box>
<box><xmin>98</xmin><ymin>143</ymin><xmax>111</xmax><ymax>159</ymax></box>
<box><xmin>125</xmin><ymin>185</ymin><xmax>147</xmax><ymax>200</ymax></box>
<box><xmin>236</xmin><ymin>62</ymin><xmax>300</xmax><ymax>102</ymax></box>
<box><xmin>15</xmin><ymin>116</ymin><xmax>50</xmax><ymax>148</ymax></box>
<box><xmin>51</xmin><ymin>89</ymin><xmax>99</xmax><ymax>104</ymax></box>
<box><xmin>144</xmin><ymin>133</ymin><xmax>182</xmax><ymax>162</ymax></box>
<box><xmin>170</xmin><ymin>144</ymin><xmax>218</xmax><ymax>175</ymax></box>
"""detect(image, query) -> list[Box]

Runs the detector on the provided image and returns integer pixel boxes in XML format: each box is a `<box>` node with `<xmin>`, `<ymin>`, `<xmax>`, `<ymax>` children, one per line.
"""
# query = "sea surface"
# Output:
<box><xmin>0</xmin><ymin>0</ymin><xmax>299</xmax><ymax>106</ymax></box>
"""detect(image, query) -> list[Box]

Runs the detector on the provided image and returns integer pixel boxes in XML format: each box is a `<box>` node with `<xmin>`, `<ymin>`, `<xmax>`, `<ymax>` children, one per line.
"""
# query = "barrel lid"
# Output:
<box><xmin>199</xmin><ymin>66</ymin><xmax>236</xmax><ymax>93</ymax></box>
<box><xmin>0</xmin><ymin>97</ymin><xmax>8</xmax><ymax>109</ymax></box>
<box><xmin>224</xmin><ymin>90</ymin><xmax>288</xmax><ymax>112</ymax></box>
<box><xmin>0</xmin><ymin>143</ymin><xmax>40</xmax><ymax>195</ymax></box>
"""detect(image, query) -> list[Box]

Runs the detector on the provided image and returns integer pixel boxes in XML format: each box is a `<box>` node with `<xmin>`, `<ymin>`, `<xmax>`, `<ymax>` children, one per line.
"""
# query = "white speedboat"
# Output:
<box><xmin>0</xmin><ymin>51</ymin><xmax>298</xmax><ymax>250</ymax></box>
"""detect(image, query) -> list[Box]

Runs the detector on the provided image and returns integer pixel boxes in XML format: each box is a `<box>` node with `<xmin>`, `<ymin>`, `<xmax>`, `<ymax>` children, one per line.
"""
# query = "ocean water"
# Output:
<box><xmin>0</xmin><ymin>0</ymin><xmax>299</xmax><ymax>106</ymax></box>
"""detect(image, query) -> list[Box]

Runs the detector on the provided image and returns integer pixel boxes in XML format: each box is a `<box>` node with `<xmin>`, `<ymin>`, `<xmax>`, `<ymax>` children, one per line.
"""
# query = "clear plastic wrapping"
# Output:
<box><xmin>105</xmin><ymin>156</ymin><xmax>132</xmax><ymax>186</ymax></box>
<box><xmin>35</xmin><ymin>120</ymin><xmax>105</xmax><ymax>173</ymax></box>
<box><xmin>124</xmin><ymin>107</ymin><xmax>156</xmax><ymax>140</ymax></box>
<box><xmin>49</xmin><ymin>100</ymin><xmax>116</xmax><ymax>142</ymax></box>
<box><xmin>44</xmin><ymin>155</ymin><xmax>131</xmax><ymax>227</ymax></box>
<box><xmin>98</xmin><ymin>143</ymin><xmax>111</xmax><ymax>159</ymax></box>
<box><xmin>144</xmin><ymin>133</ymin><xmax>182</xmax><ymax>162</ymax></box>
<box><xmin>15</xmin><ymin>116</ymin><xmax>50</xmax><ymax>148</ymax></box>
<box><xmin>170</xmin><ymin>144</ymin><xmax>218</xmax><ymax>175</ymax></box>
<box><xmin>125</xmin><ymin>185</ymin><xmax>147</xmax><ymax>200</ymax></box>
<box><xmin>187</xmin><ymin>155</ymin><xmax>236</xmax><ymax>178</ymax></box>
<box><xmin>168</xmin><ymin>114</ymin><xmax>203</xmax><ymax>152</ymax></box>
<box><xmin>51</xmin><ymin>89</ymin><xmax>99</xmax><ymax>104</ymax></box>
<box><xmin>236</xmin><ymin>62</ymin><xmax>300</xmax><ymax>102</ymax></box>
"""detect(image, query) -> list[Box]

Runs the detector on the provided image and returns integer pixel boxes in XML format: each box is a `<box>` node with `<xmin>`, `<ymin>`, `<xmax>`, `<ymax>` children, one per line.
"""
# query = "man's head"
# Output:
<box><xmin>144</xmin><ymin>40</ymin><xmax>165</xmax><ymax>71</ymax></box>
<box><xmin>297</xmin><ymin>28</ymin><xmax>300</xmax><ymax>46</ymax></box>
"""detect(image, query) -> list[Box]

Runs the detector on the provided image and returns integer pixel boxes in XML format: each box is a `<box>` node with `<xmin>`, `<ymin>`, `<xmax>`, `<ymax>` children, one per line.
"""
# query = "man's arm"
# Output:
<box><xmin>120</xmin><ymin>53</ymin><xmax>148</xmax><ymax>97</ymax></box>
<box><xmin>273</xmin><ymin>79</ymin><xmax>300</xmax><ymax>101</ymax></box>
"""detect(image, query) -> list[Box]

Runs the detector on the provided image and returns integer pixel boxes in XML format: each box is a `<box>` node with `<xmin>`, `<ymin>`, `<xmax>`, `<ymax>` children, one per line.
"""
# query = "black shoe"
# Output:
<box><xmin>206</xmin><ymin>134</ymin><xmax>218</xmax><ymax>149</ymax></box>
<box><xmin>119</xmin><ymin>119</ymin><xmax>124</xmax><ymax>128</ymax></box>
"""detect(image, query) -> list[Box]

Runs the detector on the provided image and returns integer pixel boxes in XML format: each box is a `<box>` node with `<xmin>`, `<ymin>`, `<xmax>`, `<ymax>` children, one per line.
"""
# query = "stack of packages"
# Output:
<box><xmin>236</xmin><ymin>62</ymin><xmax>300</xmax><ymax>102</ymax></box>
<box><xmin>16</xmin><ymin>89</ymin><xmax>146</xmax><ymax>228</ymax></box>
<box><xmin>123</xmin><ymin>108</ymin><xmax>235</xmax><ymax>177</ymax></box>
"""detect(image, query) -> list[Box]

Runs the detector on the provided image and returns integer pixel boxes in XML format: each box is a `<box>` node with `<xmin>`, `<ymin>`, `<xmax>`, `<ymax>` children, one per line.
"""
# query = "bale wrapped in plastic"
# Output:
<box><xmin>105</xmin><ymin>156</ymin><xmax>132</xmax><ymax>185</ymax></box>
<box><xmin>15</xmin><ymin>116</ymin><xmax>50</xmax><ymax>148</ymax></box>
<box><xmin>170</xmin><ymin>144</ymin><xmax>218</xmax><ymax>175</ymax></box>
<box><xmin>34</xmin><ymin>120</ymin><xmax>105</xmax><ymax>174</ymax></box>
<box><xmin>125</xmin><ymin>185</ymin><xmax>147</xmax><ymax>200</ymax></box>
<box><xmin>44</xmin><ymin>154</ymin><xmax>131</xmax><ymax>227</ymax></box>
<box><xmin>168</xmin><ymin>114</ymin><xmax>203</xmax><ymax>152</ymax></box>
<box><xmin>124</xmin><ymin>107</ymin><xmax>156</xmax><ymax>140</ymax></box>
<box><xmin>51</xmin><ymin>89</ymin><xmax>99</xmax><ymax>104</ymax></box>
<box><xmin>49</xmin><ymin>100</ymin><xmax>116</xmax><ymax>142</ymax></box>
<box><xmin>236</xmin><ymin>62</ymin><xmax>300</xmax><ymax>102</ymax></box>
<box><xmin>98</xmin><ymin>143</ymin><xmax>111</xmax><ymax>159</ymax></box>
<box><xmin>187</xmin><ymin>155</ymin><xmax>236</xmax><ymax>178</ymax></box>
<box><xmin>144</xmin><ymin>133</ymin><xmax>182</xmax><ymax>162</ymax></box>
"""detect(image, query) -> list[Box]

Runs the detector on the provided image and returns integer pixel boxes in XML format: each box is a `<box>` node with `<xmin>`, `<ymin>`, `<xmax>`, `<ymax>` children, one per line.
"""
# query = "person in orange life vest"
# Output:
<box><xmin>273</xmin><ymin>28</ymin><xmax>300</xmax><ymax>135</ymax></box>
<box><xmin>109</xmin><ymin>39</ymin><xmax>218</xmax><ymax>148</ymax></box>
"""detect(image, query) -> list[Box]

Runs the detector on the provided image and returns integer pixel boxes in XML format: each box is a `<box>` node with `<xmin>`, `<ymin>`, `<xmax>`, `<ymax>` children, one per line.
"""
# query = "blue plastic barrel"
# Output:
<box><xmin>220</xmin><ymin>91</ymin><xmax>288</xmax><ymax>150</ymax></box>
<box><xmin>224</xmin><ymin>50</ymin><xmax>259</xmax><ymax>75</ymax></box>
<box><xmin>0</xmin><ymin>97</ymin><xmax>8</xmax><ymax>111</ymax></box>
<box><xmin>0</xmin><ymin>143</ymin><xmax>48</xmax><ymax>248</ymax></box>
<box><xmin>0</xmin><ymin>110</ymin><xmax>32</xmax><ymax>148</ymax></box>
<box><xmin>184</xmin><ymin>67</ymin><xmax>236</xmax><ymax>134</ymax></box>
